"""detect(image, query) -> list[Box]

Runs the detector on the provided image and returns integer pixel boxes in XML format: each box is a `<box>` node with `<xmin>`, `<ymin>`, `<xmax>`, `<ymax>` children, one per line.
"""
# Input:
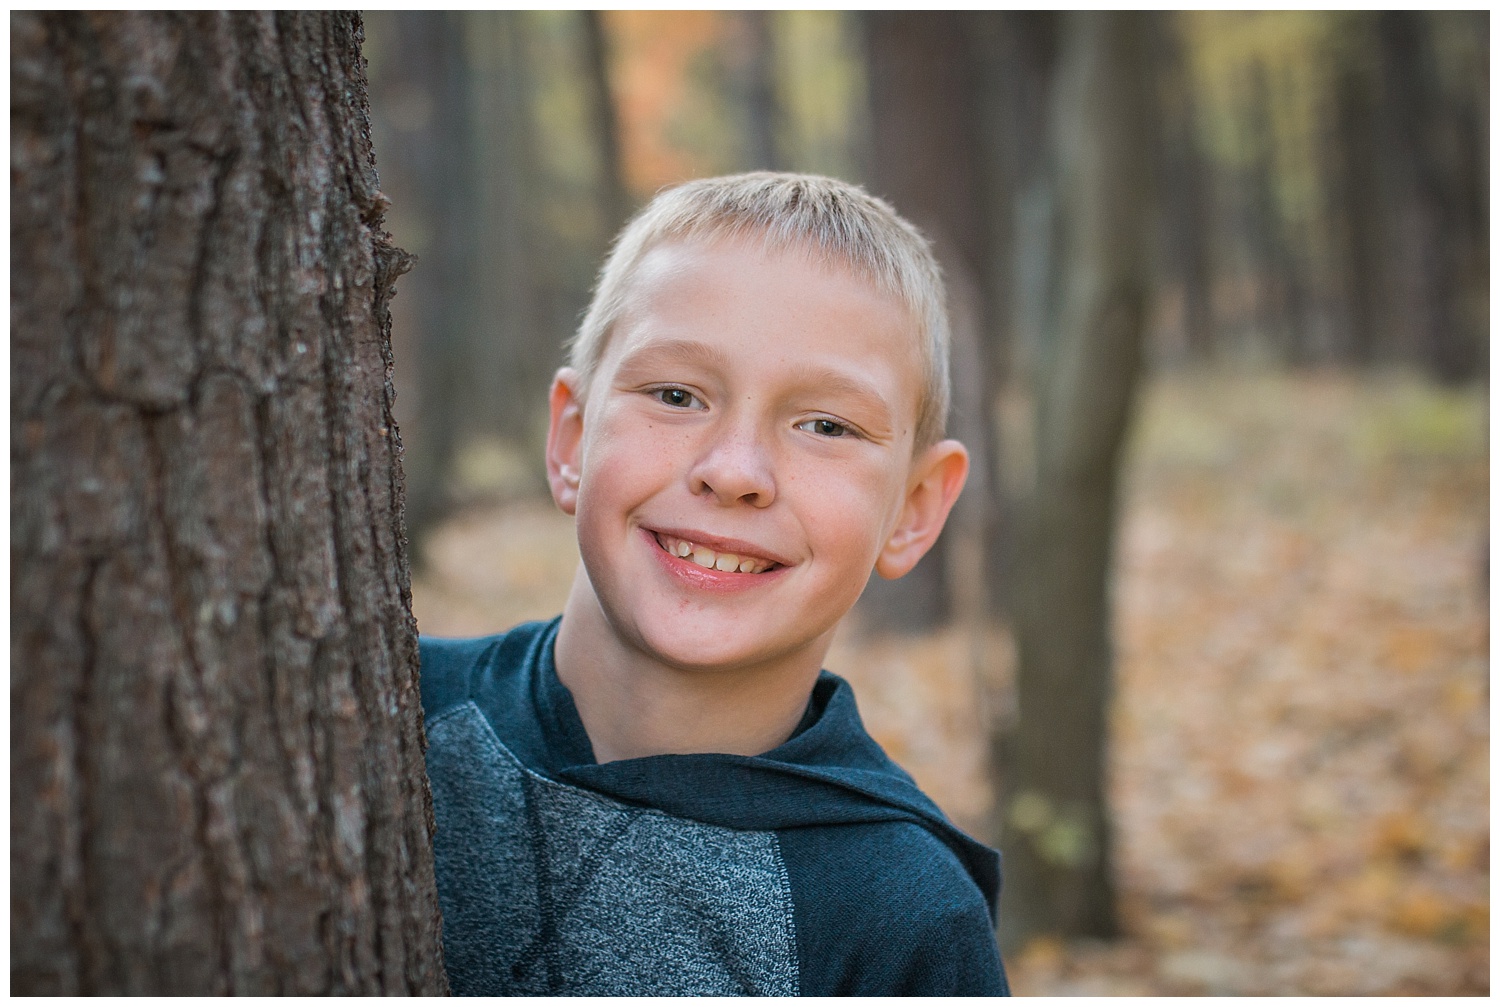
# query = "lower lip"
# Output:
<box><xmin>644</xmin><ymin>529</ymin><xmax>787</xmax><ymax>594</ymax></box>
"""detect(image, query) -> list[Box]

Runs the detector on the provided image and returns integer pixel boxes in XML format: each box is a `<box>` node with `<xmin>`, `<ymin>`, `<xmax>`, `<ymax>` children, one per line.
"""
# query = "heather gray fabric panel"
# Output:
<box><xmin>426</xmin><ymin>701</ymin><xmax>800</xmax><ymax>996</ymax></box>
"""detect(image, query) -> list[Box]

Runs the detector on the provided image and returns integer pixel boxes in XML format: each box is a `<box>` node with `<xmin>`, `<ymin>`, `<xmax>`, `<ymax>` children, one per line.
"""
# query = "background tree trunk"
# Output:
<box><xmin>467</xmin><ymin>12</ymin><xmax>548</xmax><ymax>453</ymax></box>
<box><xmin>1376</xmin><ymin>11</ymin><xmax>1483</xmax><ymax>383</ymax></box>
<box><xmin>366</xmin><ymin>11</ymin><xmax>479</xmax><ymax>544</ymax></box>
<box><xmin>1327</xmin><ymin>16</ymin><xmax>1385</xmax><ymax>366</ymax></box>
<box><xmin>998</xmin><ymin>10</ymin><xmax>1153</xmax><ymax>947</ymax></box>
<box><xmin>860</xmin><ymin>11</ymin><xmax>1001</xmax><ymax>632</ymax></box>
<box><xmin>1153</xmin><ymin>14</ymin><xmax>1215</xmax><ymax>361</ymax></box>
<box><xmin>1246</xmin><ymin>66</ymin><xmax>1310</xmax><ymax>363</ymax></box>
<box><xmin>740</xmin><ymin>11</ymin><xmax>783</xmax><ymax>172</ymax></box>
<box><xmin>11</xmin><ymin>12</ymin><xmax>447</xmax><ymax>994</ymax></box>
<box><xmin>581</xmin><ymin>10</ymin><xmax>631</xmax><ymax>236</ymax></box>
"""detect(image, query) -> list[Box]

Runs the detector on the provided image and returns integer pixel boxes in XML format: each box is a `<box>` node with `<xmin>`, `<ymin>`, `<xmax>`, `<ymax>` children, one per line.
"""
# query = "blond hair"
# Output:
<box><xmin>569</xmin><ymin>172</ymin><xmax>951</xmax><ymax>450</ymax></box>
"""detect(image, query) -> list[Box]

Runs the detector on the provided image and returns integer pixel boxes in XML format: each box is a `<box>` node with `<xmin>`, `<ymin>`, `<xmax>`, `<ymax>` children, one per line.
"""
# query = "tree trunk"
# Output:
<box><xmin>741</xmin><ymin>11</ymin><xmax>783</xmax><ymax>171</ymax></box>
<box><xmin>1327</xmin><ymin>15</ymin><xmax>1385</xmax><ymax>365</ymax></box>
<box><xmin>469</xmin><ymin>12</ymin><xmax>549</xmax><ymax>452</ymax></box>
<box><xmin>973</xmin><ymin>13</ymin><xmax>1059</xmax><ymax>622</ymax></box>
<box><xmin>1377</xmin><ymin>11</ymin><xmax>1482</xmax><ymax>383</ymax></box>
<box><xmin>581</xmin><ymin>10</ymin><xmax>631</xmax><ymax>235</ymax></box>
<box><xmin>365</xmin><ymin>11</ymin><xmax>479</xmax><ymax>544</ymax></box>
<box><xmin>11</xmin><ymin>12</ymin><xmax>446</xmax><ymax>994</ymax></box>
<box><xmin>998</xmin><ymin>10</ymin><xmax>1153</xmax><ymax>947</ymax></box>
<box><xmin>1153</xmin><ymin>13</ymin><xmax>1215</xmax><ymax>360</ymax></box>
<box><xmin>860</xmin><ymin>11</ymin><xmax>1000</xmax><ymax>632</ymax></box>
<box><xmin>1243</xmin><ymin>64</ymin><xmax>1308</xmax><ymax>363</ymax></box>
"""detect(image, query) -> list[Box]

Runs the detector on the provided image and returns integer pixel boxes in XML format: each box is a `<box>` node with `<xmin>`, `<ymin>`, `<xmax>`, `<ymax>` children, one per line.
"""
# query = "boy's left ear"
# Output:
<box><xmin>875</xmin><ymin>439</ymin><xmax>970</xmax><ymax>580</ymax></box>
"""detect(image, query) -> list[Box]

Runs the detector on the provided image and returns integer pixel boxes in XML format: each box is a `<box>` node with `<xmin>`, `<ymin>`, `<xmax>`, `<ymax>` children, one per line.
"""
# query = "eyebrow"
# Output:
<box><xmin>613</xmin><ymin>339</ymin><xmax>734</xmax><ymax>375</ymax></box>
<box><xmin>791</xmin><ymin>369</ymin><xmax>896</xmax><ymax>424</ymax></box>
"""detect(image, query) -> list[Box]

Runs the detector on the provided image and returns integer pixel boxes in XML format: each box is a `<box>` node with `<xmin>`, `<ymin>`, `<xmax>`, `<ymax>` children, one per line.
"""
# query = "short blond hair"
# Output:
<box><xmin>569</xmin><ymin>172</ymin><xmax>951</xmax><ymax>450</ymax></box>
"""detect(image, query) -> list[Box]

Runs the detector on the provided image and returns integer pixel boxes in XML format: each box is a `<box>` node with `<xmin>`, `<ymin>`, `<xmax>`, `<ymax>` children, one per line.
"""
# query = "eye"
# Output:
<box><xmin>653</xmin><ymin>387</ymin><xmax>703</xmax><ymax>409</ymax></box>
<box><xmin>797</xmin><ymin>418</ymin><xmax>850</xmax><ymax>438</ymax></box>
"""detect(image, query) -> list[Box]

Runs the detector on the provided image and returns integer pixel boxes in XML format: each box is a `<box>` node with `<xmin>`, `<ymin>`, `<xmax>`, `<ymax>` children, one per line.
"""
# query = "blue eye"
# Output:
<box><xmin>654</xmin><ymin>388</ymin><xmax>701</xmax><ymax>409</ymax></box>
<box><xmin>797</xmin><ymin>418</ymin><xmax>849</xmax><ymax>437</ymax></box>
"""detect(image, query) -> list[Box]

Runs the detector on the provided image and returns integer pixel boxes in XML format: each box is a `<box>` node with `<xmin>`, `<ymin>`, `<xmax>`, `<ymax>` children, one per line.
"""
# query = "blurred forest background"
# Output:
<box><xmin>363</xmin><ymin>12</ymin><xmax>1488</xmax><ymax>995</ymax></box>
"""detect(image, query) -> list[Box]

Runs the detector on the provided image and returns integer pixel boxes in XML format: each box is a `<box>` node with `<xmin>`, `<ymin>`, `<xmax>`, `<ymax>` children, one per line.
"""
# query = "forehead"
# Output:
<box><xmin>610</xmin><ymin>235</ymin><xmax>923</xmax><ymax>370</ymax></box>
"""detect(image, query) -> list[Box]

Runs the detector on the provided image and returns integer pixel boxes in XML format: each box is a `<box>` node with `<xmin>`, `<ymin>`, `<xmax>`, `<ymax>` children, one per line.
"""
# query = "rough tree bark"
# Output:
<box><xmin>11</xmin><ymin>12</ymin><xmax>446</xmax><ymax>994</ymax></box>
<box><xmin>998</xmin><ymin>11</ymin><xmax>1153</xmax><ymax>947</ymax></box>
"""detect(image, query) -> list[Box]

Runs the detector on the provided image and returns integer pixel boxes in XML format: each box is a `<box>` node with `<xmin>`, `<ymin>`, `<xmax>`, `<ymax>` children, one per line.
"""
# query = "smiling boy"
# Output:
<box><xmin>418</xmin><ymin>173</ymin><xmax>1009</xmax><ymax>995</ymax></box>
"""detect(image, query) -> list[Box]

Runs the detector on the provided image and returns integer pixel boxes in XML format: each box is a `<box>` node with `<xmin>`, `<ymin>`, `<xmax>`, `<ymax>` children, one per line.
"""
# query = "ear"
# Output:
<box><xmin>874</xmin><ymin>439</ymin><xmax>969</xmax><ymax>580</ymax></box>
<box><xmin>545</xmin><ymin>367</ymin><xmax>586</xmax><ymax>515</ymax></box>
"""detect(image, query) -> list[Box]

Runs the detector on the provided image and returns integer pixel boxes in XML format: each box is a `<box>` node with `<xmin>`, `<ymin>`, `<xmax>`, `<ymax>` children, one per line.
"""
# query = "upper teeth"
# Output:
<box><xmin>658</xmin><ymin>533</ymin><xmax>773</xmax><ymax>574</ymax></box>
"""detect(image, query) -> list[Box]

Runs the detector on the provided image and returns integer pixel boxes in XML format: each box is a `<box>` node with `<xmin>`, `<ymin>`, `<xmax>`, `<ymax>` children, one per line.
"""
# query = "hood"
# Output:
<box><xmin>559</xmin><ymin>672</ymin><xmax>1001</xmax><ymax>918</ymax></box>
<box><xmin>449</xmin><ymin>617</ymin><xmax>1000</xmax><ymax>918</ymax></box>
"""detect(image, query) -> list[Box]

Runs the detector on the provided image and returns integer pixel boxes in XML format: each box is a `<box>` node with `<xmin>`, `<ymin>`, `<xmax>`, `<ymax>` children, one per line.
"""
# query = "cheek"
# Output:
<box><xmin>578</xmin><ymin>416</ymin><xmax>681</xmax><ymax>510</ymax></box>
<box><xmin>802</xmin><ymin>460</ymin><xmax>903</xmax><ymax>560</ymax></box>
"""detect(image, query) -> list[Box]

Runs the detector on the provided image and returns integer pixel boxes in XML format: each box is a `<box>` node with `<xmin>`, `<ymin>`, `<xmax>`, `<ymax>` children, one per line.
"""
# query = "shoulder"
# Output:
<box><xmin>418</xmin><ymin>619</ymin><xmax>553</xmax><ymax>721</ymax></box>
<box><xmin>777</xmin><ymin>820</ymin><xmax>1009</xmax><ymax>996</ymax></box>
<box><xmin>417</xmin><ymin>632</ymin><xmax>495</xmax><ymax>721</ymax></box>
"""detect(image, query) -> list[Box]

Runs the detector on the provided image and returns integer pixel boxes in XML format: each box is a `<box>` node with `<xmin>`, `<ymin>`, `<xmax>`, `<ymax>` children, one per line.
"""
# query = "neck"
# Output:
<box><xmin>553</xmin><ymin>570</ymin><xmax>828</xmax><ymax>763</ymax></box>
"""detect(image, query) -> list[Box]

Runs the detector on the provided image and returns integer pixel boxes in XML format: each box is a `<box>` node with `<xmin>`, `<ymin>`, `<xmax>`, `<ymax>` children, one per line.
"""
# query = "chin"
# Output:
<box><xmin>622</xmin><ymin>607</ymin><xmax>816</xmax><ymax>675</ymax></box>
<box><xmin>635</xmin><ymin>625</ymin><xmax>774</xmax><ymax>673</ymax></box>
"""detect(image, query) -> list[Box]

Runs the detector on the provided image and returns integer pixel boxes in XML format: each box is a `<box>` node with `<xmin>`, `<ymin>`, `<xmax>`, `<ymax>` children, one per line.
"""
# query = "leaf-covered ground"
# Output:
<box><xmin>411</xmin><ymin>370</ymin><xmax>1488</xmax><ymax>996</ymax></box>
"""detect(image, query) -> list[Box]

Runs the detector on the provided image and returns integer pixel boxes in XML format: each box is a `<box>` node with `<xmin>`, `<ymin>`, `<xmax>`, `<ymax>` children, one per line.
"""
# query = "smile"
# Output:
<box><xmin>651</xmin><ymin>531</ymin><xmax>780</xmax><ymax>575</ymax></box>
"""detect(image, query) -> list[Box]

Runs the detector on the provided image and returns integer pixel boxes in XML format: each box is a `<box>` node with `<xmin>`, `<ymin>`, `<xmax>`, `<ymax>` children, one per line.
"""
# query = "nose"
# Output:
<box><xmin>688</xmin><ymin>421</ymin><xmax>777</xmax><ymax>508</ymax></box>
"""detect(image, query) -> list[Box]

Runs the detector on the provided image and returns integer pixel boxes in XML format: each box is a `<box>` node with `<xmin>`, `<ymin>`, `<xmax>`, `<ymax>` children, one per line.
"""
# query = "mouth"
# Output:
<box><xmin>650</xmin><ymin>530</ymin><xmax>783</xmax><ymax>575</ymax></box>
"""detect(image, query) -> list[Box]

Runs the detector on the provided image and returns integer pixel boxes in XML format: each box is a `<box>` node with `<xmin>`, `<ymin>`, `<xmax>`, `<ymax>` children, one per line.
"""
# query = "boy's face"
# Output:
<box><xmin>547</xmin><ymin>235</ymin><xmax>966</xmax><ymax>676</ymax></box>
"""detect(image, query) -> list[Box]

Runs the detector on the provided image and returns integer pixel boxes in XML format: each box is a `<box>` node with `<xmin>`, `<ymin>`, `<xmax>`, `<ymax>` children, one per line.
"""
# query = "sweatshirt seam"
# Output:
<box><xmin>768</xmin><ymin>831</ymin><xmax>801</xmax><ymax>997</ymax></box>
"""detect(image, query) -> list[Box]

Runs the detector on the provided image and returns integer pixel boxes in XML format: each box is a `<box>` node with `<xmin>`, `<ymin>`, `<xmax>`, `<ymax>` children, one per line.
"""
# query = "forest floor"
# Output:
<box><xmin>411</xmin><ymin>368</ymin><xmax>1489</xmax><ymax>996</ymax></box>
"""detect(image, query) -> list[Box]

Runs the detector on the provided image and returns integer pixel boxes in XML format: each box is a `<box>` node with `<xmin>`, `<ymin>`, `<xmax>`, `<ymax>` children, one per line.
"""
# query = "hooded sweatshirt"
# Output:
<box><xmin>419</xmin><ymin>618</ymin><xmax>1009</xmax><ymax>996</ymax></box>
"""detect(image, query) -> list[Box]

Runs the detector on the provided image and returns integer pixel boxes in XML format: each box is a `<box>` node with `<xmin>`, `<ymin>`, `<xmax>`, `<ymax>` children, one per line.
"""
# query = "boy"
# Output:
<box><xmin>419</xmin><ymin>173</ymin><xmax>1009</xmax><ymax>995</ymax></box>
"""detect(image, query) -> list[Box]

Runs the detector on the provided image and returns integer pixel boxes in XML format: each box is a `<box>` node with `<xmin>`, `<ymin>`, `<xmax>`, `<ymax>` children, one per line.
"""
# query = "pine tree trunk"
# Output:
<box><xmin>11</xmin><ymin>12</ymin><xmax>447</xmax><ymax>994</ymax></box>
<box><xmin>998</xmin><ymin>10</ymin><xmax>1153</xmax><ymax>946</ymax></box>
